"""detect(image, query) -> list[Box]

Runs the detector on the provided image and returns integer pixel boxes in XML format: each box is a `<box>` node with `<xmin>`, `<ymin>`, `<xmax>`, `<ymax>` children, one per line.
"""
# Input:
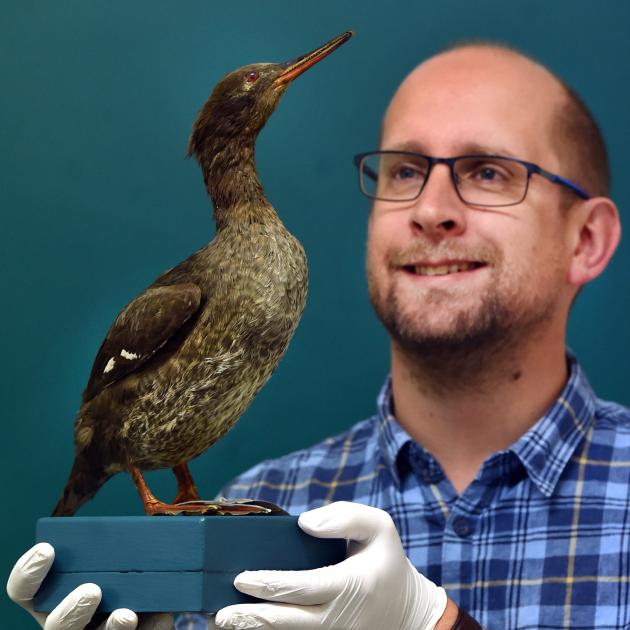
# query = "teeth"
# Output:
<box><xmin>413</xmin><ymin>262</ymin><xmax>477</xmax><ymax>276</ymax></box>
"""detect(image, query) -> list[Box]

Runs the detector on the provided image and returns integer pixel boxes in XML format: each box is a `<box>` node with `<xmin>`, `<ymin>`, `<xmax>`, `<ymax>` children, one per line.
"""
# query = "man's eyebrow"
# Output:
<box><xmin>382</xmin><ymin>140</ymin><xmax>429</xmax><ymax>153</ymax></box>
<box><xmin>460</xmin><ymin>142</ymin><xmax>520</xmax><ymax>159</ymax></box>
<box><xmin>382</xmin><ymin>141</ymin><xmax>519</xmax><ymax>159</ymax></box>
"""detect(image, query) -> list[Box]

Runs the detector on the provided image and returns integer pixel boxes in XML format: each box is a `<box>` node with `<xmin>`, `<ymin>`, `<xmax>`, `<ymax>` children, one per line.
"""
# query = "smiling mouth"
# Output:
<box><xmin>402</xmin><ymin>261</ymin><xmax>486</xmax><ymax>277</ymax></box>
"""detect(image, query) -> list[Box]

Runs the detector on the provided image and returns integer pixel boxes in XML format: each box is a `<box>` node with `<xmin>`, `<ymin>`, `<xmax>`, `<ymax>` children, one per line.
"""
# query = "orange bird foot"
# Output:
<box><xmin>129</xmin><ymin>464</ymin><xmax>287</xmax><ymax>516</ymax></box>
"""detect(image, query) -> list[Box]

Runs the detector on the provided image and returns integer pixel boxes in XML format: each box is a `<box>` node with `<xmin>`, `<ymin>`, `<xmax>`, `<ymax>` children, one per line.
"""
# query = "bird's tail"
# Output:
<box><xmin>52</xmin><ymin>454</ymin><xmax>113</xmax><ymax>516</ymax></box>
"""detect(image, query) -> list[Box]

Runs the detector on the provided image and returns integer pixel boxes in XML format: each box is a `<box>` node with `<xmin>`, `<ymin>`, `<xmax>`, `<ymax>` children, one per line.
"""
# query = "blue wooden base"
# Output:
<box><xmin>34</xmin><ymin>516</ymin><xmax>346</xmax><ymax>614</ymax></box>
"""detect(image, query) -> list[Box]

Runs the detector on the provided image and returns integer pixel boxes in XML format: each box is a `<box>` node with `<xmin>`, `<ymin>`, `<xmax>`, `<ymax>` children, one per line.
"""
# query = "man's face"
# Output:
<box><xmin>366</xmin><ymin>48</ymin><xmax>576</xmax><ymax>355</ymax></box>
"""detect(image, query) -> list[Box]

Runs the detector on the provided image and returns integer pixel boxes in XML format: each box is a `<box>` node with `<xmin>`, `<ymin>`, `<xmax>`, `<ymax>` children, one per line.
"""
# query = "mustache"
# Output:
<box><xmin>388</xmin><ymin>242</ymin><xmax>502</xmax><ymax>267</ymax></box>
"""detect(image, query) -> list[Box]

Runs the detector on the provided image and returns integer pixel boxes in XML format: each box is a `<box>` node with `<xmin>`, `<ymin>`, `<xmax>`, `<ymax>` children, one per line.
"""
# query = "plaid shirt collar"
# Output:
<box><xmin>376</xmin><ymin>351</ymin><xmax>596</xmax><ymax>496</ymax></box>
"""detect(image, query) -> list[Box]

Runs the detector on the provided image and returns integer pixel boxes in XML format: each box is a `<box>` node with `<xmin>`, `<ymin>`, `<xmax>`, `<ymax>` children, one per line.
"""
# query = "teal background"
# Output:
<box><xmin>2</xmin><ymin>1</ymin><xmax>629</xmax><ymax>626</ymax></box>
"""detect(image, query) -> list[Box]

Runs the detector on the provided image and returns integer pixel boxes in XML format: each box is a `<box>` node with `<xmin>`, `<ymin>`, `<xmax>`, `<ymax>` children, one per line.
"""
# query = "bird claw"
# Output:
<box><xmin>149</xmin><ymin>498</ymin><xmax>288</xmax><ymax>516</ymax></box>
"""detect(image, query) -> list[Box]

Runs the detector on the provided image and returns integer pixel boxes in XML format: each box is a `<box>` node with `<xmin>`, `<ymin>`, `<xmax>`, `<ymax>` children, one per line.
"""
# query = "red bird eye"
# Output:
<box><xmin>245</xmin><ymin>71</ymin><xmax>259</xmax><ymax>83</ymax></box>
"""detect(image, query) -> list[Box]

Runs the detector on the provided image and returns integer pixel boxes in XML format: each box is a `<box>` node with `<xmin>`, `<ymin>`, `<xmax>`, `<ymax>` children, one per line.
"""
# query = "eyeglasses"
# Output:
<box><xmin>353</xmin><ymin>151</ymin><xmax>590</xmax><ymax>207</ymax></box>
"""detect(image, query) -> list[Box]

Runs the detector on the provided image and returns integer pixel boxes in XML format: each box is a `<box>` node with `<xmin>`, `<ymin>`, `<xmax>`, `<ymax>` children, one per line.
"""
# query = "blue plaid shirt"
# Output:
<box><xmin>211</xmin><ymin>354</ymin><xmax>630</xmax><ymax>629</ymax></box>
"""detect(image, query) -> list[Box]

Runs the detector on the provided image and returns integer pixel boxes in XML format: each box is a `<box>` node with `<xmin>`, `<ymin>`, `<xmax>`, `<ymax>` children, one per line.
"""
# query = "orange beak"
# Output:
<box><xmin>274</xmin><ymin>31</ymin><xmax>353</xmax><ymax>86</ymax></box>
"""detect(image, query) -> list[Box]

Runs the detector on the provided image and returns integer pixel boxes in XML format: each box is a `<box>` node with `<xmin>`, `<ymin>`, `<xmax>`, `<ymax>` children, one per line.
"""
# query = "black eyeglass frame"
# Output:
<box><xmin>353</xmin><ymin>150</ymin><xmax>590</xmax><ymax>207</ymax></box>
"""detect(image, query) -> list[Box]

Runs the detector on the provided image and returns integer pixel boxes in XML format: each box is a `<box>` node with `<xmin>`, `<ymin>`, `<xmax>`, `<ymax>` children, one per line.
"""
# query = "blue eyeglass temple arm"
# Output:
<box><xmin>532</xmin><ymin>165</ymin><xmax>590</xmax><ymax>200</ymax></box>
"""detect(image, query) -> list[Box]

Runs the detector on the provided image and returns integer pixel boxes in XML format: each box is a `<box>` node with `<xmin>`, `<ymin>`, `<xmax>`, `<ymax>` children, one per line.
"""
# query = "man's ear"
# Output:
<box><xmin>567</xmin><ymin>197</ymin><xmax>621</xmax><ymax>287</ymax></box>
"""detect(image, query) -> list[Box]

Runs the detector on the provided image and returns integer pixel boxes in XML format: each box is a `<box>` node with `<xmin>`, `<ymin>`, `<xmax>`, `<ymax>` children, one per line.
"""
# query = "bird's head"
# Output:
<box><xmin>188</xmin><ymin>31</ymin><xmax>352</xmax><ymax>160</ymax></box>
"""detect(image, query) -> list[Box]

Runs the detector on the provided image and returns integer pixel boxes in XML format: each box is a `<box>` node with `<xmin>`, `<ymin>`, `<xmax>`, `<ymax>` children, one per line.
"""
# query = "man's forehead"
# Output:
<box><xmin>382</xmin><ymin>45</ymin><xmax>565</xmax><ymax>160</ymax></box>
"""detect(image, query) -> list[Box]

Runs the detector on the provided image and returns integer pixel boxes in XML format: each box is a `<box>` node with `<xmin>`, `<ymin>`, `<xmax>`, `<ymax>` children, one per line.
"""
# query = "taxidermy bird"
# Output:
<box><xmin>52</xmin><ymin>31</ymin><xmax>352</xmax><ymax>517</ymax></box>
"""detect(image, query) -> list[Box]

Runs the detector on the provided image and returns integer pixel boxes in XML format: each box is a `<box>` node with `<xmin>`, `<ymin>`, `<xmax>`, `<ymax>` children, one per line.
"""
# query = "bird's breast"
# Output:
<box><xmin>119</xmin><ymin>224</ymin><xmax>308</xmax><ymax>468</ymax></box>
<box><xmin>198</xmin><ymin>226</ymin><xmax>307</xmax><ymax>346</ymax></box>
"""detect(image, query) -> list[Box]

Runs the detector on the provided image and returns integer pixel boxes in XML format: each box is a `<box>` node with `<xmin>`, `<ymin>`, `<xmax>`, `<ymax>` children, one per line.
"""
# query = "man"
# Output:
<box><xmin>8</xmin><ymin>43</ymin><xmax>628</xmax><ymax>629</ymax></box>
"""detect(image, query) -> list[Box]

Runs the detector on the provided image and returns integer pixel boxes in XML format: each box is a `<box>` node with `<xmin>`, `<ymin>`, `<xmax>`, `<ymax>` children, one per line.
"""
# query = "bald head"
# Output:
<box><xmin>383</xmin><ymin>44</ymin><xmax>609</xmax><ymax>199</ymax></box>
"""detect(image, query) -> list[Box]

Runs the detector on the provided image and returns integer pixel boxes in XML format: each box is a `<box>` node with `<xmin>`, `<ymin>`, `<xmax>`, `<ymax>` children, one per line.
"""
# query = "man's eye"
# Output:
<box><xmin>471</xmin><ymin>164</ymin><xmax>509</xmax><ymax>182</ymax></box>
<box><xmin>392</xmin><ymin>164</ymin><xmax>423</xmax><ymax>180</ymax></box>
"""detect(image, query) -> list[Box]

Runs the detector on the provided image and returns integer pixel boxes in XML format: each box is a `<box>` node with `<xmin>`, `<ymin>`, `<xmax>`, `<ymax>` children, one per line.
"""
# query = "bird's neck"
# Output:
<box><xmin>198</xmin><ymin>135</ymin><xmax>278</xmax><ymax>230</ymax></box>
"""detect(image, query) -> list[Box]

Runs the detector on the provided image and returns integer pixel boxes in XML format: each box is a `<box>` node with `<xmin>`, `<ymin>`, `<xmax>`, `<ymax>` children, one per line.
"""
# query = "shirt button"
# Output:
<box><xmin>452</xmin><ymin>516</ymin><xmax>472</xmax><ymax>538</ymax></box>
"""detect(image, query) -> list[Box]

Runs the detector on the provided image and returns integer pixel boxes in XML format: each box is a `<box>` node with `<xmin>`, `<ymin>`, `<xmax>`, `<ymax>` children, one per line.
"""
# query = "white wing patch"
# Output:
<box><xmin>120</xmin><ymin>349</ymin><xmax>140</xmax><ymax>360</ymax></box>
<box><xmin>104</xmin><ymin>357</ymin><xmax>116</xmax><ymax>373</ymax></box>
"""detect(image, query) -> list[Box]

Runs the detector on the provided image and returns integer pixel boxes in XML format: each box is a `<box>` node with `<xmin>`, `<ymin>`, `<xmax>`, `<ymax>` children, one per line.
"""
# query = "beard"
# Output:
<box><xmin>366</xmin><ymin>240</ymin><xmax>563</xmax><ymax>388</ymax></box>
<box><xmin>371</xmin><ymin>280</ymin><xmax>553</xmax><ymax>355</ymax></box>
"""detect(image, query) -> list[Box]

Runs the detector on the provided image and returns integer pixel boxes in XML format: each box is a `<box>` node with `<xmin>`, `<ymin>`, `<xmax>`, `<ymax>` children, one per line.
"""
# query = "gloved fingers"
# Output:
<box><xmin>299</xmin><ymin>501</ymin><xmax>396</xmax><ymax>544</ymax></box>
<box><xmin>92</xmin><ymin>611</ymin><xmax>171</xmax><ymax>630</ymax></box>
<box><xmin>234</xmin><ymin>565</ymin><xmax>346</xmax><ymax>605</ymax></box>
<box><xmin>215</xmin><ymin>602</ymin><xmax>325</xmax><ymax>629</ymax></box>
<box><xmin>7</xmin><ymin>542</ymin><xmax>55</xmax><ymax>604</ymax></box>
<box><xmin>44</xmin><ymin>583</ymin><xmax>101</xmax><ymax>630</ymax></box>
<box><xmin>90</xmin><ymin>608</ymin><xmax>138</xmax><ymax>630</ymax></box>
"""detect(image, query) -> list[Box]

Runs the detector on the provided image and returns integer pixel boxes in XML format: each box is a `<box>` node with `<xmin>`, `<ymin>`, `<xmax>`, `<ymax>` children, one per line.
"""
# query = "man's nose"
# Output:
<box><xmin>408</xmin><ymin>164</ymin><xmax>467</xmax><ymax>239</ymax></box>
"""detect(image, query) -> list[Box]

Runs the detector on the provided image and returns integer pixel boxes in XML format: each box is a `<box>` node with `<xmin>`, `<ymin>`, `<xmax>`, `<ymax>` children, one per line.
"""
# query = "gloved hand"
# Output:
<box><xmin>6</xmin><ymin>542</ymin><xmax>173</xmax><ymax>629</ymax></box>
<box><xmin>215</xmin><ymin>501</ymin><xmax>448</xmax><ymax>630</ymax></box>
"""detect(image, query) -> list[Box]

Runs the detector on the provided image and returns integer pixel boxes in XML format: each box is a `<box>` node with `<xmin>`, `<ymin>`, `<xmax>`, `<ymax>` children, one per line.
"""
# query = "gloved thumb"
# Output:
<box><xmin>298</xmin><ymin>501</ymin><xmax>397</xmax><ymax>545</ymax></box>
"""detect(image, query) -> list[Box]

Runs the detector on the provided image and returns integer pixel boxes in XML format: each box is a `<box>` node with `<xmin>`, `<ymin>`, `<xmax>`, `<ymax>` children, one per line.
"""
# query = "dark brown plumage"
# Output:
<box><xmin>52</xmin><ymin>31</ymin><xmax>352</xmax><ymax>516</ymax></box>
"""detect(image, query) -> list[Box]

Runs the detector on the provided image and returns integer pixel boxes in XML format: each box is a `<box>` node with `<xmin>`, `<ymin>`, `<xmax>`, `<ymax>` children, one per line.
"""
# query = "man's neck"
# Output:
<box><xmin>390</xmin><ymin>327</ymin><xmax>568</xmax><ymax>494</ymax></box>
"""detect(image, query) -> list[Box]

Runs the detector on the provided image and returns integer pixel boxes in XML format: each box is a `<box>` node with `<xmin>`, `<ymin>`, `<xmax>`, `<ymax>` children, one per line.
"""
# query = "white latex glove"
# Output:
<box><xmin>7</xmin><ymin>543</ymin><xmax>173</xmax><ymax>630</ymax></box>
<box><xmin>214</xmin><ymin>501</ymin><xmax>448</xmax><ymax>630</ymax></box>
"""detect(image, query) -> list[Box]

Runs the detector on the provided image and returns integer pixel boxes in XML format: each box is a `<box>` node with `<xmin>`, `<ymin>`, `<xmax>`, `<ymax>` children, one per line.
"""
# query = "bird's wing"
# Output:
<box><xmin>82</xmin><ymin>283</ymin><xmax>202</xmax><ymax>403</ymax></box>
